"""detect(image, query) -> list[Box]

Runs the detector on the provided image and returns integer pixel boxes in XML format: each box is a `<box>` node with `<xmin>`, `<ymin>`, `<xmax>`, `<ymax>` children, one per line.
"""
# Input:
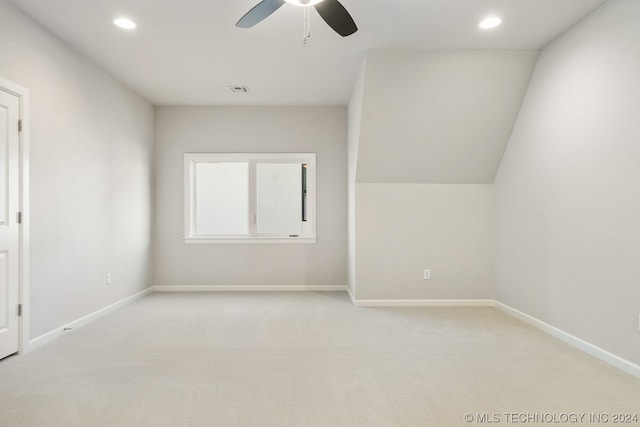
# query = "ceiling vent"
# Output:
<box><xmin>228</xmin><ymin>86</ymin><xmax>250</xmax><ymax>93</ymax></box>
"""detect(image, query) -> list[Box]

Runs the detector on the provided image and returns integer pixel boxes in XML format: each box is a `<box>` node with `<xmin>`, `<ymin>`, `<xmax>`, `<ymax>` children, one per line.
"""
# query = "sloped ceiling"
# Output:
<box><xmin>355</xmin><ymin>49</ymin><xmax>539</xmax><ymax>183</ymax></box>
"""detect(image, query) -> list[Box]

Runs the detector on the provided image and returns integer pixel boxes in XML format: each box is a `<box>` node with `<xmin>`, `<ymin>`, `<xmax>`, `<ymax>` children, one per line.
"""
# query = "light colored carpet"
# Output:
<box><xmin>0</xmin><ymin>292</ymin><xmax>638</xmax><ymax>426</ymax></box>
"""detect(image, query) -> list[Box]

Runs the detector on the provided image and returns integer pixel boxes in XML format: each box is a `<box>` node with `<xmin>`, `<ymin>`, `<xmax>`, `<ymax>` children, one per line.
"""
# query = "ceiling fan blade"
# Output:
<box><xmin>314</xmin><ymin>0</ymin><xmax>358</xmax><ymax>37</ymax></box>
<box><xmin>236</xmin><ymin>0</ymin><xmax>286</xmax><ymax>28</ymax></box>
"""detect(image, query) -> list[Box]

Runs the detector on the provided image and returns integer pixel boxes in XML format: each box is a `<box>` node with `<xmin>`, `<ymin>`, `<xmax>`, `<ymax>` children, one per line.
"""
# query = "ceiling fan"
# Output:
<box><xmin>236</xmin><ymin>0</ymin><xmax>358</xmax><ymax>37</ymax></box>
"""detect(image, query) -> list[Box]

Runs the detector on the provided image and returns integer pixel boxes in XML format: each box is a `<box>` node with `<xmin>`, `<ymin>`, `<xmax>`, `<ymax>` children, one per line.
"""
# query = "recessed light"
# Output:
<box><xmin>114</xmin><ymin>17</ymin><xmax>137</xmax><ymax>30</ymax></box>
<box><xmin>479</xmin><ymin>16</ymin><xmax>502</xmax><ymax>30</ymax></box>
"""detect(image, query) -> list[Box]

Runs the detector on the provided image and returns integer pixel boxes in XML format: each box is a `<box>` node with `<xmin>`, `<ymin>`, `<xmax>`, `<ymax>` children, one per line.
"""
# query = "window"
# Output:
<box><xmin>184</xmin><ymin>153</ymin><xmax>316</xmax><ymax>243</ymax></box>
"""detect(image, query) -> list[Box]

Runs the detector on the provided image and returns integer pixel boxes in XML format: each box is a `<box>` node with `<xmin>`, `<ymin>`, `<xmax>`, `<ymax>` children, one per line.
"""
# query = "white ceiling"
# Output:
<box><xmin>356</xmin><ymin>50</ymin><xmax>540</xmax><ymax>183</ymax></box>
<box><xmin>7</xmin><ymin>0</ymin><xmax>607</xmax><ymax>106</ymax></box>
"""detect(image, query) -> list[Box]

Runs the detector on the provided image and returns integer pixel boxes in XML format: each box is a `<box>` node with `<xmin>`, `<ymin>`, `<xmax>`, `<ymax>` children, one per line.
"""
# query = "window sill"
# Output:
<box><xmin>184</xmin><ymin>237</ymin><xmax>317</xmax><ymax>245</ymax></box>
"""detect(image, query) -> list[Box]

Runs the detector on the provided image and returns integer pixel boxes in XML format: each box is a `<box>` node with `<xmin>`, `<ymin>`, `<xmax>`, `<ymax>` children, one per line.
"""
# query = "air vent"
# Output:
<box><xmin>228</xmin><ymin>86</ymin><xmax>250</xmax><ymax>93</ymax></box>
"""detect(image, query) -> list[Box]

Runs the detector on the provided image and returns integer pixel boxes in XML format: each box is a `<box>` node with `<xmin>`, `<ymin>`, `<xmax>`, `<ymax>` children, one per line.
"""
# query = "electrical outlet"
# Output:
<box><xmin>423</xmin><ymin>269</ymin><xmax>431</xmax><ymax>280</ymax></box>
<box><xmin>106</xmin><ymin>273</ymin><xmax>112</xmax><ymax>286</ymax></box>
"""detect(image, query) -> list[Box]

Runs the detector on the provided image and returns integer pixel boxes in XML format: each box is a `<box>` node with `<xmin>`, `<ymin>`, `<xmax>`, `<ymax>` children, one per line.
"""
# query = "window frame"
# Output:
<box><xmin>184</xmin><ymin>153</ymin><xmax>317</xmax><ymax>244</ymax></box>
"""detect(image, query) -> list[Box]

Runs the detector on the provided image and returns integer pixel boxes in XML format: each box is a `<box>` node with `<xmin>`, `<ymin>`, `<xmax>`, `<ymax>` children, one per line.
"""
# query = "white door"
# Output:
<box><xmin>0</xmin><ymin>89</ymin><xmax>20</xmax><ymax>360</ymax></box>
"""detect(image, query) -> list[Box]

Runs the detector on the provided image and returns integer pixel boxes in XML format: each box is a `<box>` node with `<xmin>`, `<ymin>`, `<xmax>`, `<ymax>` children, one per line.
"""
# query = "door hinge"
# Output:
<box><xmin>18</xmin><ymin>304</ymin><xmax>22</xmax><ymax>316</ymax></box>
<box><xmin>18</xmin><ymin>120</ymin><xmax>22</xmax><ymax>133</ymax></box>
<box><xmin>16</xmin><ymin>212</ymin><xmax>22</xmax><ymax>224</ymax></box>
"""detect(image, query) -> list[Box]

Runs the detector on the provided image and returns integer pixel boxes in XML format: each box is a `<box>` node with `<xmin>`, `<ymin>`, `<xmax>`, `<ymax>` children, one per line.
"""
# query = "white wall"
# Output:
<box><xmin>154</xmin><ymin>106</ymin><xmax>347</xmax><ymax>288</ymax></box>
<box><xmin>495</xmin><ymin>0</ymin><xmax>640</xmax><ymax>365</ymax></box>
<box><xmin>0</xmin><ymin>0</ymin><xmax>155</xmax><ymax>338</ymax></box>
<box><xmin>356</xmin><ymin>184</ymin><xmax>493</xmax><ymax>300</ymax></box>
<box><xmin>347</xmin><ymin>60</ymin><xmax>366</xmax><ymax>296</ymax></box>
<box><xmin>348</xmin><ymin>50</ymin><xmax>534</xmax><ymax>300</ymax></box>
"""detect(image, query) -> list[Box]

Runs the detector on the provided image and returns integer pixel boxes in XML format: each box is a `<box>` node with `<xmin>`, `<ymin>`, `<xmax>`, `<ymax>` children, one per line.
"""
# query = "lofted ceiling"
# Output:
<box><xmin>7</xmin><ymin>0</ymin><xmax>607</xmax><ymax>106</ymax></box>
<box><xmin>356</xmin><ymin>50</ymin><xmax>540</xmax><ymax>183</ymax></box>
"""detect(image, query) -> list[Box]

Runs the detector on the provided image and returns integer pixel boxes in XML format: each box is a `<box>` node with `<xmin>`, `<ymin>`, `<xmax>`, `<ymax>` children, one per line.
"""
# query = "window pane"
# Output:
<box><xmin>195</xmin><ymin>162</ymin><xmax>248</xmax><ymax>236</ymax></box>
<box><xmin>256</xmin><ymin>163</ymin><xmax>302</xmax><ymax>236</ymax></box>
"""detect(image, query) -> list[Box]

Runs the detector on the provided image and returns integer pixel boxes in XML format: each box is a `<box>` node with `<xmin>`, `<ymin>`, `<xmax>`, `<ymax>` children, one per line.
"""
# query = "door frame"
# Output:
<box><xmin>0</xmin><ymin>76</ymin><xmax>29</xmax><ymax>355</ymax></box>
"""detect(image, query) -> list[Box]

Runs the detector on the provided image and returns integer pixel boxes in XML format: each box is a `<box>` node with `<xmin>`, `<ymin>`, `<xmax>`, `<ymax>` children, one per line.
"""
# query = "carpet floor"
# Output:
<box><xmin>0</xmin><ymin>291</ymin><xmax>638</xmax><ymax>426</ymax></box>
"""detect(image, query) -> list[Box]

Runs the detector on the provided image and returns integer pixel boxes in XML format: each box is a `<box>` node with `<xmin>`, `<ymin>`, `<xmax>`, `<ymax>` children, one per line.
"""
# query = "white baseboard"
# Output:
<box><xmin>346</xmin><ymin>286</ymin><xmax>355</xmax><ymax>304</ymax></box>
<box><xmin>152</xmin><ymin>285</ymin><xmax>348</xmax><ymax>292</ymax></box>
<box><xmin>494</xmin><ymin>300</ymin><xmax>640</xmax><ymax>379</ymax></box>
<box><xmin>26</xmin><ymin>287</ymin><xmax>153</xmax><ymax>353</ymax></box>
<box><xmin>351</xmin><ymin>299</ymin><xmax>495</xmax><ymax>307</ymax></box>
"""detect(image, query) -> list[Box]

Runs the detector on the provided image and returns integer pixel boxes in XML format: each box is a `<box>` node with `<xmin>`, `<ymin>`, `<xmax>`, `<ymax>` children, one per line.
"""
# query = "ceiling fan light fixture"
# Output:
<box><xmin>283</xmin><ymin>0</ymin><xmax>325</xmax><ymax>7</ymax></box>
<box><xmin>236</xmin><ymin>0</ymin><xmax>357</xmax><ymax>38</ymax></box>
